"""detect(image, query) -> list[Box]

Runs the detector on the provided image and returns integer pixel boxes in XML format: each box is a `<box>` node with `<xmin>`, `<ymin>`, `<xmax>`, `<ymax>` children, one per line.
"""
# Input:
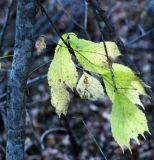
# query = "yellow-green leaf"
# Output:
<box><xmin>69</xmin><ymin>38</ymin><xmax>121</xmax><ymax>74</ymax></box>
<box><xmin>47</xmin><ymin>33</ymin><xmax>78</xmax><ymax>116</ymax></box>
<box><xmin>77</xmin><ymin>72</ymin><xmax>104</xmax><ymax>100</ymax></box>
<box><xmin>51</xmin><ymin>86</ymin><xmax>70</xmax><ymax>116</ymax></box>
<box><xmin>111</xmin><ymin>92</ymin><xmax>149</xmax><ymax>151</ymax></box>
<box><xmin>103</xmin><ymin>63</ymin><xmax>148</xmax><ymax>108</ymax></box>
<box><xmin>48</xmin><ymin>36</ymin><xmax>78</xmax><ymax>90</ymax></box>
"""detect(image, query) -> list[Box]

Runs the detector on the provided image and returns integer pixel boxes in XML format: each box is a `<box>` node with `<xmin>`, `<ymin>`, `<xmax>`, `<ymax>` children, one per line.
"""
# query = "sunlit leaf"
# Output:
<box><xmin>51</xmin><ymin>86</ymin><xmax>70</xmax><ymax>116</ymax></box>
<box><xmin>48</xmin><ymin>35</ymin><xmax>78</xmax><ymax>90</ymax></box>
<box><xmin>103</xmin><ymin>63</ymin><xmax>148</xmax><ymax>108</ymax></box>
<box><xmin>47</xmin><ymin>33</ymin><xmax>78</xmax><ymax>116</ymax></box>
<box><xmin>69</xmin><ymin>38</ymin><xmax>121</xmax><ymax>74</ymax></box>
<box><xmin>77</xmin><ymin>72</ymin><xmax>104</xmax><ymax>100</ymax></box>
<box><xmin>111</xmin><ymin>92</ymin><xmax>149</xmax><ymax>151</ymax></box>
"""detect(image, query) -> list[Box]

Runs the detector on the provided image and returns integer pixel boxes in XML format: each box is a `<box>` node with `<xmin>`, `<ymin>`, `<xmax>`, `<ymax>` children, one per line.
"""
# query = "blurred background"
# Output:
<box><xmin>0</xmin><ymin>0</ymin><xmax>154</xmax><ymax>159</ymax></box>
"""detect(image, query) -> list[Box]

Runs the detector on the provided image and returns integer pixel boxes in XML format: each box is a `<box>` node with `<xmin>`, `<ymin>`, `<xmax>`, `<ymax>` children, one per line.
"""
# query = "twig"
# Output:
<box><xmin>56</xmin><ymin>1</ymin><xmax>91</xmax><ymax>39</ymax></box>
<box><xmin>28</xmin><ymin>60</ymin><xmax>51</xmax><ymax>78</ymax></box>
<box><xmin>0</xmin><ymin>74</ymin><xmax>47</xmax><ymax>100</ymax></box>
<box><xmin>125</xmin><ymin>27</ymin><xmax>154</xmax><ymax>47</ymax></box>
<box><xmin>138</xmin><ymin>24</ymin><xmax>145</xmax><ymax>35</ymax></box>
<box><xmin>56</xmin><ymin>1</ymin><xmax>84</xmax><ymax>30</ymax></box>
<box><xmin>72</xmin><ymin>116</ymin><xmax>108</xmax><ymax>160</ymax></box>
<box><xmin>0</xmin><ymin>93</ymin><xmax>7</xmax><ymax>100</ymax></box>
<box><xmin>102</xmin><ymin>37</ymin><xmax>117</xmax><ymax>92</ymax></box>
<box><xmin>0</xmin><ymin>0</ymin><xmax>14</xmax><ymax>51</ymax></box>
<box><xmin>84</xmin><ymin>1</ymin><xmax>88</xmax><ymax>30</ymax></box>
<box><xmin>94</xmin><ymin>8</ymin><xmax>117</xmax><ymax>92</ymax></box>
<box><xmin>37</xmin><ymin>1</ymin><xmax>71</xmax><ymax>35</ymax></box>
<box><xmin>37</xmin><ymin>1</ymin><xmax>66</xmax><ymax>45</ymax></box>
<box><xmin>27</xmin><ymin>74</ymin><xmax>47</xmax><ymax>87</ymax></box>
<box><xmin>126</xmin><ymin>45</ymin><xmax>154</xmax><ymax>51</ymax></box>
<box><xmin>83</xmin><ymin>1</ymin><xmax>91</xmax><ymax>39</ymax></box>
<box><xmin>40</xmin><ymin>128</ymin><xmax>67</xmax><ymax>150</ymax></box>
<box><xmin>0</xmin><ymin>55</ymin><xmax>13</xmax><ymax>60</ymax></box>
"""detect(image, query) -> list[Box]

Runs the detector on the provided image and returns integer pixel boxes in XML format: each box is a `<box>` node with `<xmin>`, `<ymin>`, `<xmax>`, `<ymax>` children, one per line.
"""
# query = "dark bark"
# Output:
<box><xmin>6</xmin><ymin>0</ymin><xmax>36</xmax><ymax>160</ymax></box>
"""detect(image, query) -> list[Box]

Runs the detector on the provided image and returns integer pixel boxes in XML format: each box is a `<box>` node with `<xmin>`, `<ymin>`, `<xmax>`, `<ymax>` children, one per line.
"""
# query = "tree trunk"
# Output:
<box><xmin>6</xmin><ymin>0</ymin><xmax>36</xmax><ymax>160</ymax></box>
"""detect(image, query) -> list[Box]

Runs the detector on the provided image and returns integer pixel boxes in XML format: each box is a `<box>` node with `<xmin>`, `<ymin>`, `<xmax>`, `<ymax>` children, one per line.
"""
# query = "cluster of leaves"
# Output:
<box><xmin>47</xmin><ymin>33</ymin><xmax>150</xmax><ymax>151</ymax></box>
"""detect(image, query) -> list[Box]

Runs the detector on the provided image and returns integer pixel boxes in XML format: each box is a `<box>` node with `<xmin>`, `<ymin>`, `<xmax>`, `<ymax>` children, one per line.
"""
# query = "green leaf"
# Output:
<box><xmin>48</xmin><ymin>34</ymin><xmax>78</xmax><ymax>90</ymax></box>
<box><xmin>69</xmin><ymin>38</ymin><xmax>121</xmax><ymax>74</ymax></box>
<box><xmin>77</xmin><ymin>72</ymin><xmax>104</xmax><ymax>100</ymax></box>
<box><xmin>58</xmin><ymin>32</ymin><xmax>78</xmax><ymax>46</ymax></box>
<box><xmin>103</xmin><ymin>63</ymin><xmax>148</xmax><ymax>108</ymax></box>
<box><xmin>103</xmin><ymin>63</ymin><xmax>150</xmax><ymax>150</ymax></box>
<box><xmin>47</xmin><ymin>33</ymin><xmax>78</xmax><ymax>116</ymax></box>
<box><xmin>111</xmin><ymin>92</ymin><xmax>149</xmax><ymax>151</ymax></box>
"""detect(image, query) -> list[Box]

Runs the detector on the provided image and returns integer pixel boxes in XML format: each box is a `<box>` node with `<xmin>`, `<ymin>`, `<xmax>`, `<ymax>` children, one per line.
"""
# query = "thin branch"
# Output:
<box><xmin>138</xmin><ymin>24</ymin><xmax>145</xmax><ymax>35</ymax></box>
<box><xmin>125</xmin><ymin>27</ymin><xmax>154</xmax><ymax>47</ymax></box>
<box><xmin>72</xmin><ymin>116</ymin><xmax>108</xmax><ymax>160</ymax></box>
<box><xmin>37</xmin><ymin>1</ymin><xmax>66</xmax><ymax>45</ymax></box>
<box><xmin>126</xmin><ymin>45</ymin><xmax>154</xmax><ymax>51</ymax></box>
<box><xmin>0</xmin><ymin>93</ymin><xmax>7</xmax><ymax>100</ymax></box>
<box><xmin>94</xmin><ymin>9</ymin><xmax>117</xmax><ymax>91</ymax></box>
<box><xmin>83</xmin><ymin>1</ymin><xmax>91</xmax><ymax>40</ymax></box>
<box><xmin>56</xmin><ymin>1</ymin><xmax>91</xmax><ymax>40</ymax></box>
<box><xmin>40</xmin><ymin>128</ymin><xmax>67</xmax><ymax>150</ymax></box>
<box><xmin>27</xmin><ymin>74</ymin><xmax>47</xmax><ymax>87</ymax></box>
<box><xmin>84</xmin><ymin>1</ymin><xmax>88</xmax><ymax>30</ymax></box>
<box><xmin>0</xmin><ymin>74</ymin><xmax>47</xmax><ymax>100</ymax></box>
<box><xmin>36</xmin><ymin>1</ymin><xmax>71</xmax><ymax>35</ymax></box>
<box><xmin>0</xmin><ymin>55</ymin><xmax>13</xmax><ymax>60</ymax></box>
<box><xmin>28</xmin><ymin>60</ymin><xmax>51</xmax><ymax>78</ymax></box>
<box><xmin>56</xmin><ymin>1</ymin><xmax>84</xmax><ymax>30</ymax></box>
<box><xmin>102</xmin><ymin>37</ymin><xmax>117</xmax><ymax>92</ymax></box>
